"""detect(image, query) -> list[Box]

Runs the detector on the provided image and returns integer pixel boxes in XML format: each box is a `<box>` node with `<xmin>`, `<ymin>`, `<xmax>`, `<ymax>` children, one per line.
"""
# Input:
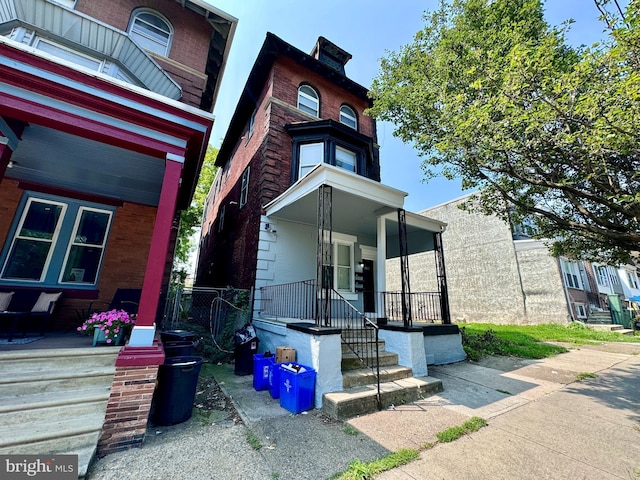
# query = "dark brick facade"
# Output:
<box><xmin>197</xmin><ymin>39</ymin><xmax>380</xmax><ymax>289</ymax></box>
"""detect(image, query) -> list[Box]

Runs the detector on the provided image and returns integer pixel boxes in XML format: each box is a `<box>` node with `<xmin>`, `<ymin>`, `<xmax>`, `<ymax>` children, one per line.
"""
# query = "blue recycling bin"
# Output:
<box><xmin>253</xmin><ymin>354</ymin><xmax>274</xmax><ymax>391</ymax></box>
<box><xmin>279</xmin><ymin>363</ymin><xmax>316</xmax><ymax>414</ymax></box>
<box><xmin>268</xmin><ymin>361</ymin><xmax>282</xmax><ymax>399</ymax></box>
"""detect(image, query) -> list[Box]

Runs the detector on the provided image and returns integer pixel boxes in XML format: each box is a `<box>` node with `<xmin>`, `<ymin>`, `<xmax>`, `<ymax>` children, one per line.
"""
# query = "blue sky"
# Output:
<box><xmin>208</xmin><ymin>0</ymin><xmax>614</xmax><ymax>212</ymax></box>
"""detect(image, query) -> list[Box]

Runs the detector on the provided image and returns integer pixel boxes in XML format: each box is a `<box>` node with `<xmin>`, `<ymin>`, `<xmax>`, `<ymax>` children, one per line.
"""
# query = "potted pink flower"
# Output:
<box><xmin>77</xmin><ymin>309</ymin><xmax>135</xmax><ymax>346</ymax></box>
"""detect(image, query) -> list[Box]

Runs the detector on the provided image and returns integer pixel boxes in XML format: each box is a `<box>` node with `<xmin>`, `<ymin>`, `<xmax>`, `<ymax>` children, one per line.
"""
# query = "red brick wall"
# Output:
<box><xmin>75</xmin><ymin>0</ymin><xmax>212</xmax><ymax>105</ymax></box>
<box><xmin>0</xmin><ymin>178</ymin><xmax>155</xmax><ymax>327</ymax></box>
<box><xmin>197</xmin><ymin>53</ymin><xmax>379</xmax><ymax>288</ymax></box>
<box><xmin>97</xmin><ymin>365</ymin><xmax>158</xmax><ymax>456</ymax></box>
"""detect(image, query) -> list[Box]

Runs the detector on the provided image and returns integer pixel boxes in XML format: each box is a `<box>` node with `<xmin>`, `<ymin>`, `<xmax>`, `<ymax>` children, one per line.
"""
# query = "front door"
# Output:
<box><xmin>362</xmin><ymin>259</ymin><xmax>375</xmax><ymax>312</ymax></box>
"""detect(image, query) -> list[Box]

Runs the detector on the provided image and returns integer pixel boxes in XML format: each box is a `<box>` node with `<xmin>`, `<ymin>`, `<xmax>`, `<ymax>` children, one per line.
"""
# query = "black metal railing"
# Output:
<box><xmin>259</xmin><ymin>280</ymin><xmax>381</xmax><ymax>410</ymax></box>
<box><xmin>258</xmin><ymin>280</ymin><xmax>317</xmax><ymax>320</ymax></box>
<box><xmin>379</xmin><ymin>291</ymin><xmax>442</xmax><ymax>324</ymax></box>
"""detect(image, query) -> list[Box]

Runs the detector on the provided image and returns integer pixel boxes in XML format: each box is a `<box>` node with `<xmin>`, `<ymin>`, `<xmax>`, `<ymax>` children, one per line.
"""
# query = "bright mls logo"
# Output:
<box><xmin>1</xmin><ymin>455</ymin><xmax>77</xmax><ymax>479</ymax></box>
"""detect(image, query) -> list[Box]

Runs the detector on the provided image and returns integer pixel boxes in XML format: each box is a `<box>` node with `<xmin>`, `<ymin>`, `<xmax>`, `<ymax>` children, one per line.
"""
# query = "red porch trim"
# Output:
<box><xmin>135</xmin><ymin>158</ymin><xmax>183</xmax><ymax>331</ymax></box>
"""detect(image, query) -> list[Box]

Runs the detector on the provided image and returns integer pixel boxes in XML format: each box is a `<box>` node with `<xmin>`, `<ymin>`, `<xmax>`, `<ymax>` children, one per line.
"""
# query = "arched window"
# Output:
<box><xmin>297</xmin><ymin>84</ymin><xmax>319</xmax><ymax>117</ymax></box>
<box><xmin>339</xmin><ymin>105</ymin><xmax>357</xmax><ymax>130</ymax></box>
<box><xmin>128</xmin><ymin>9</ymin><xmax>173</xmax><ymax>56</ymax></box>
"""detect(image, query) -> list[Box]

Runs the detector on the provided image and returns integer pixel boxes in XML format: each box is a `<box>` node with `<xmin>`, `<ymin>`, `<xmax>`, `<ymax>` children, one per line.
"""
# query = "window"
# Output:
<box><xmin>297</xmin><ymin>85</ymin><xmax>319</xmax><ymax>117</ymax></box>
<box><xmin>128</xmin><ymin>9</ymin><xmax>173</xmax><ymax>56</ymax></box>
<box><xmin>248</xmin><ymin>110</ymin><xmax>256</xmax><ymax>138</ymax></box>
<box><xmin>561</xmin><ymin>260</ymin><xmax>582</xmax><ymax>289</ymax></box>
<box><xmin>595</xmin><ymin>266</ymin><xmax>609</xmax><ymax>286</ymax></box>
<box><xmin>575</xmin><ymin>303</ymin><xmax>587</xmax><ymax>319</ymax></box>
<box><xmin>627</xmin><ymin>270</ymin><xmax>639</xmax><ymax>289</ymax></box>
<box><xmin>218</xmin><ymin>204</ymin><xmax>225</xmax><ymax>233</ymax></box>
<box><xmin>339</xmin><ymin>105</ymin><xmax>357</xmax><ymax>130</ymax></box>
<box><xmin>0</xmin><ymin>195</ymin><xmax>113</xmax><ymax>286</ymax></box>
<box><xmin>240</xmin><ymin>167</ymin><xmax>250</xmax><ymax>208</ymax></box>
<box><xmin>299</xmin><ymin>142</ymin><xmax>324</xmax><ymax>178</ymax></box>
<box><xmin>321</xmin><ymin>232</ymin><xmax>356</xmax><ymax>293</ymax></box>
<box><xmin>335</xmin><ymin>146</ymin><xmax>356</xmax><ymax>172</ymax></box>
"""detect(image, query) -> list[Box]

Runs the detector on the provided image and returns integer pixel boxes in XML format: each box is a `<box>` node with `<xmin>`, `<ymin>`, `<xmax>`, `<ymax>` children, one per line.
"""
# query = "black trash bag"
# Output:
<box><xmin>234</xmin><ymin>324</ymin><xmax>256</xmax><ymax>345</ymax></box>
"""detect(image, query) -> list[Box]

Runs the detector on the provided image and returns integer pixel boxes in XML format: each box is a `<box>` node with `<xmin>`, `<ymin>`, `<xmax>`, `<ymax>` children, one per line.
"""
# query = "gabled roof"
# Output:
<box><xmin>216</xmin><ymin>32</ymin><xmax>370</xmax><ymax>167</ymax></box>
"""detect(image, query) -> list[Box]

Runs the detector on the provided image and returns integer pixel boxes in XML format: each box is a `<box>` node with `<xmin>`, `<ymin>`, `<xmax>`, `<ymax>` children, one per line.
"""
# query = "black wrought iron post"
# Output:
<box><xmin>434</xmin><ymin>231</ymin><xmax>451</xmax><ymax>324</ymax></box>
<box><xmin>398</xmin><ymin>208</ymin><xmax>412</xmax><ymax>327</ymax></box>
<box><xmin>316</xmin><ymin>185</ymin><xmax>333</xmax><ymax>327</ymax></box>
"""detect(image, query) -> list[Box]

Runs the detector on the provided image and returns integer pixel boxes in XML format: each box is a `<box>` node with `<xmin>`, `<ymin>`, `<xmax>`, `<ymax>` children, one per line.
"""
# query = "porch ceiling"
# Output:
<box><xmin>7</xmin><ymin>124</ymin><xmax>163</xmax><ymax>206</ymax></box>
<box><xmin>264</xmin><ymin>164</ymin><xmax>446</xmax><ymax>239</ymax></box>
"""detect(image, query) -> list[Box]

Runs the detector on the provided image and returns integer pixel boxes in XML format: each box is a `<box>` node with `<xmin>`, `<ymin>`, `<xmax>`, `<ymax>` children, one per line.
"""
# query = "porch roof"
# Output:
<box><xmin>263</xmin><ymin>163</ymin><xmax>446</xmax><ymax>239</ymax></box>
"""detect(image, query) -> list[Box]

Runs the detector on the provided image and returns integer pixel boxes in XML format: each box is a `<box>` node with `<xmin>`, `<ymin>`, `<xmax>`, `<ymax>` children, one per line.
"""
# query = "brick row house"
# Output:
<box><xmin>197</xmin><ymin>33</ymin><xmax>464</xmax><ymax>412</ymax></box>
<box><xmin>396</xmin><ymin>194</ymin><xmax>639</xmax><ymax>327</ymax></box>
<box><xmin>0</xmin><ymin>0</ymin><xmax>236</xmax><ymax>459</ymax></box>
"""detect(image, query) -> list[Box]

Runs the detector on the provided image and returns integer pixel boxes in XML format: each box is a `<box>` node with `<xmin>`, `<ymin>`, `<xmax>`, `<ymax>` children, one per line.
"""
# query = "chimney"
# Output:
<box><xmin>310</xmin><ymin>36</ymin><xmax>352</xmax><ymax>75</ymax></box>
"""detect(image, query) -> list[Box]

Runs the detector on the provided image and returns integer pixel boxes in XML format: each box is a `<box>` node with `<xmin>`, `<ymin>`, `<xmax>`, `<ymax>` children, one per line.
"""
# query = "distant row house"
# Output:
<box><xmin>388</xmin><ymin>194</ymin><xmax>639</xmax><ymax>327</ymax></box>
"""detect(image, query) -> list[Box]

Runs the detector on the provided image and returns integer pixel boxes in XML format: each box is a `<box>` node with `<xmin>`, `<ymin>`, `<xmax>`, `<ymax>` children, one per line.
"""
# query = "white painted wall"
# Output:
<box><xmin>379</xmin><ymin>329</ymin><xmax>427</xmax><ymax>377</ymax></box>
<box><xmin>424</xmin><ymin>334</ymin><xmax>466</xmax><ymax>365</ymax></box>
<box><xmin>253</xmin><ymin>318</ymin><xmax>343</xmax><ymax>408</ymax></box>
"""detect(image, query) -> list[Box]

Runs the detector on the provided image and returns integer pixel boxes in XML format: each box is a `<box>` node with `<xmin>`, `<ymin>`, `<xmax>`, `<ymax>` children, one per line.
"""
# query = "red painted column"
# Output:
<box><xmin>128</xmin><ymin>155</ymin><xmax>183</xmax><ymax>346</ymax></box>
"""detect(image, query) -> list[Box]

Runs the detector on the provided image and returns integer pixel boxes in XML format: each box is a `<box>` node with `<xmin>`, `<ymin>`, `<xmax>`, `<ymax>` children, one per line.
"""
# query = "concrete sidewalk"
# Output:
<box><xmin>348</xmin><ymin>342</ymin><xmax>640</xmax><ymax>480</ymax></box>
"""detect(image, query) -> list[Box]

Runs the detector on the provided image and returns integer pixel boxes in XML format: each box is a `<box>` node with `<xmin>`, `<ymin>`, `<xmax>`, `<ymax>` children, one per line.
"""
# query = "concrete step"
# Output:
<box><xmin>341</xmin><ymin>339</ymin><xmax>386</xmax><ymax>354</ymax></box>
<box><xmin>342</xmin><ymin>365</ymin><xmax>413</xmax><ymax>389</ymax></box>
<box><xmin>0</xmin><ymin>398</ymin><xmax>108</xmax><ymax>426</ymax></box>
<box><xmin>0</xmin><ymin>367</ymin><xmax>116</xmax><ymax>397</ymax></box>
<box><xmin>0</xmin><ymin>386</ymin><xmax>111</xmax><ymax>414</ymax></box>
<box><xmin>322</xmin><ymin>376</ymin><xmax>444</xmax><ymax>420</ymax></box>
<box><xmin>341</xmin><ymin>350</ymin><xmax>399</xmax><ymax>371</ymax></box>
<box><xmin>586</xmin><ymin>324</ymin><xmax>623</xmax><ymax>331</ymax></box>
<box><xmin>0</xmin><ymin>347</ymin><xmax>119</xmax><ymax>371</ymax></box>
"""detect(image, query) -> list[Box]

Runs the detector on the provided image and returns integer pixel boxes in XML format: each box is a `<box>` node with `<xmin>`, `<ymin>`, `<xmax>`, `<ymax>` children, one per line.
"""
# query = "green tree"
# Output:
<box><xmin>368</xmin><ymin>0</ymin><xmax>640</xmax><ymax>264</ymax></box>
<box><xmin>173</xmin><ymin>145</ymin><xmax>218</xmax><ymax>274</ymax></box>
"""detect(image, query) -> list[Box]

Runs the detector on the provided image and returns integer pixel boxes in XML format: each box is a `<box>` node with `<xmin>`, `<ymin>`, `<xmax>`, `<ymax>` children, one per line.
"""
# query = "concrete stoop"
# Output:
<box><xmin>322</xmin><ymin>336</ymin><xmax>443</xmax><ymax>420</ymax></box>
<box><xmin>0</xmin><ymin>347</ymin><xmax>118</xmax><ymax>478</ymax></box>
<box><xmin>586</xmin><ymin>323</ymin><xmax>634</xmax><ymax>335</ymax></box>
<box><xmin>322</xmin><ymin>376</ymin><xmax>443</xmax><ymax>420</ymax></box>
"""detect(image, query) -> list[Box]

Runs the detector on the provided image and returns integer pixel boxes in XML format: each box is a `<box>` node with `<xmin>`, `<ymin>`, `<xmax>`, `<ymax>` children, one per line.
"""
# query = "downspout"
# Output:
<box><xmin>559</xmin><ymin>259</ymin><xmax>576</xmax><ymax>322</ymax></box>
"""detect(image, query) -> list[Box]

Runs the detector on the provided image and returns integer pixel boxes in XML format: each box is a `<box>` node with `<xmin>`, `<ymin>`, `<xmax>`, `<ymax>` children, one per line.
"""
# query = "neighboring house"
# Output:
<box><xmin>196</xmin><ymin>33</ymin><xmax>462</xmax><ymax>409</ymax></box>
<box><xmin>0</xmin><ymin>0</ymin><xmax>236</xmax><ymax>452</ymax></box>
<box><xmin>396</xmin><ymin>194</ymin><xmax>609</xmax><ymax>325</ymax></box>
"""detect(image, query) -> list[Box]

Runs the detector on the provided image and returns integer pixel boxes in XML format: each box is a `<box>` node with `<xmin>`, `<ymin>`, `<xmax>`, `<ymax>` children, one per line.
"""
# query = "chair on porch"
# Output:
<box><xmin>0</xmin><ymin>291</ymin><xmax>62</xmax><ymax>341</ymax></box>
<box><xmin>78</xmin><ymin>288</ymin><xmax>142</xmax><ymax>321</ymax></box>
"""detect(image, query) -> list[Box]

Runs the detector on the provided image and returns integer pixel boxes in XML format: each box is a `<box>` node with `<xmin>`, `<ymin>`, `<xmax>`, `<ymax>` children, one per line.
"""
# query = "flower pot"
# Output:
<box><xmin>92</xmin><ymin>328</ymin><xmax>124</xmax><ymax>346</ymax></box>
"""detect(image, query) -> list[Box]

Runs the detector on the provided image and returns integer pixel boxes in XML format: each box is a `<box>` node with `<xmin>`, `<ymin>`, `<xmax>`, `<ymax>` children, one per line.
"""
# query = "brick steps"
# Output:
<box><xmin>0</xmin><ymin>348</ymin><xmax>117</xmax><ymax>478</ymax></box>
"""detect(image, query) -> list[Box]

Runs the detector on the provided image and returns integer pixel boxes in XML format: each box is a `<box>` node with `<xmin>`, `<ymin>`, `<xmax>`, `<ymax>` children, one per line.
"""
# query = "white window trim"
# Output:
<box><xmin>297</xmin><ymin>85</ymin><xmax>319</xmax><ymax>117</ymax></box>
<box><xmin>1</xmin><ymin>198</ymin><xmax>67</xmax><ymax>282</ymax></box>
<box><xmin>561</xmin><ymin>259</ymin><xmax>582</xmax><ymax>289</ymax></box>
<box><xmin>321</xmin><ymin>231</ymin><xmax>357</xmax><ymax>300</ymax></box>
<box><xmin>575</xmin><ymin>303</ymin><xmax>587</xmax><ymax>319</ymax></box>
<box><xmin>248</xmin><ymin>110</ymin><xmax>256</xmax><ymax>139</ymax></box>
<box><xmin>339</xmin><ymin>105</ymin><xmax>357</xmax><ymax>130</ymax></box>
<box><xmin>299</xmin><ymin>142</ymin><xmax>324</xmax><ymax>178</ymax></box>
<box><xmin>58</xmin><ymin>207</ymin><xmax>113</xmax><ymax>285</ymax></box>
<box><xmin>128</xmin><ymin>8</ymin><xmax>173</xmax><ymax>57</ymax></box>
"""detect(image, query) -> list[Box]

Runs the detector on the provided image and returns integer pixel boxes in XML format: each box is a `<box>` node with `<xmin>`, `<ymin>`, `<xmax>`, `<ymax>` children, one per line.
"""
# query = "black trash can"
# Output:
<box><xmin>163</xmin><ymin>340</ymin><xmax>195</xmax><ymax>358</ymax></box>
<box><xmin>234</xmin><ymin>337</ymin><xmax>259</xmax><ymax>376</ymax></box>
<box><xmin>153</xmin><ymin>356</ymin><xmax>203</xmax><ymax>426</ymax></box>
<box><xmin>160</xmin><ymin>330</ymin><xmax>198</xmax><ymax>343</ymax></box>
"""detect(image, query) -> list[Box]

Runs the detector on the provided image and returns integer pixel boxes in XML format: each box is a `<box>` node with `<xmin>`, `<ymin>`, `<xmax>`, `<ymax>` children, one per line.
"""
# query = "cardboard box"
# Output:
<box><xmin>276</xmin><ymin>346</ymin><xmax>295</xmax><ymax>363</ymax></box>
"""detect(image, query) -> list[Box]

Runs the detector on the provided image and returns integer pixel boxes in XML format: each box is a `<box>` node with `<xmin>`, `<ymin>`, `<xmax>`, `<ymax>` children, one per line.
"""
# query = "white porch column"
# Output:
<box><xmin>376</xmin><ymin>216</ymin><xmax>387</xmax><ymax>318</ymax></box>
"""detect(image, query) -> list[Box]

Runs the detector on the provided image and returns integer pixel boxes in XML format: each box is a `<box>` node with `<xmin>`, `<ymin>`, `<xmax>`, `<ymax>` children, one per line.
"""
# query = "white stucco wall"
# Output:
<box><xmin>379</xmin><ymin>329</ymin><xmax>427</xmax><ymax>377</ymax></box>
<box><xmin>424</xmin><ymin>334</ymin><xmax>467</xmax><ymax>365</ymax></box>
<box><xmin>252</xmin><ymin>319</ymin><xmax>343</xmax><ymax>408</ymax></box>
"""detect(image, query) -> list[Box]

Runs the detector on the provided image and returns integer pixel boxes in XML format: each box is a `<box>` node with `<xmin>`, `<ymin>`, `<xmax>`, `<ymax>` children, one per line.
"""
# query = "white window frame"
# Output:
<box><xmin>299</xmin><ymin>142</ymin><xmax>324</xmax><ymax>178</ymax></box>
<box><xmin>240</xmin><ymin>166</ymin><xmax>250</xmax><ymax>208</ymax></box>
<box><xmin>322</xmin><ymin>232</ymin><xmax>357</xmax><ymax>299</ymax></box>
<box><xmin>335</xmin><ymin>145</ymin><xmax>356</xmax><ymax>172</ymax></box>
<box><xmin>561</xmin><ymin>259</ymin><xmax>582</xmax><ymax>289</ymax></box>
<box><xmin>35</xmin><ymin>38</ymin><xmax>104</xmax><ymax>71</ymax></box>
<box><xmin>0</xmin><ymin>198</ymin><xmax>67</xmax><ymax>282</ymax></box>
<box><xmin>575</xmin><ymin>303</ymin><xmax>587</xmax><ymax>319</ymax></box>
<box><xmin>248</xmin><ymin>110</ymin><xmax>256</xmax><ymax>138</ymax></box>
<box><xmin>58</xmin><ymin>207</ymin><xmax>113</xmax><ymax>285</ymax></box>
<box><xmin>339</xmin><ymin>105</ymin><xmax>357</xmax><ymax>130</ymax></box>
<box><xmin>297</xmin><ymin>85</ymin><xmax>319</xmax><ymax>117</ymax></box>
<box><xmin>595</xmin><ymin>266</ymin><xmax>609</xmax><ymax>286</ymax></box>
<box><xmin>128</xmin><ymin>8</ymin><xmax>173</xmax><ymax>57</ymax></box>
<box><xmin>626</xmin><ymin>270</ymin><xmax>639</xmax><ymax>289</ymax></box>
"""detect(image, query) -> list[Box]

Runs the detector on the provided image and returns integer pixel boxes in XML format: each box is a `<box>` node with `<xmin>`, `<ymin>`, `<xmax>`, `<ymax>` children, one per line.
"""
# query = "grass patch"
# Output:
<box><xmin>436</xmin><ymin>416</ymin><xmax>487</xmax><ymax>443</ymax></box>
<box><xmin>461</xmin><ymin>322</ymin><xmax>640</xmax><ymax>361</ymax></box>
<box><xmin>576</xmin><ymin>372</ymin><xmax>598</xmax><ymax>382</ymax></box>
<box><xmin>343</xmin><ymin>424</ymin><xmax>359</xmax><ymax>436</ymax></box>
<box><xmin>246</xmin><ymin>429</ymin><xmax>262</xmax><ymax>450</ymax></box>
<box><xmin>330</xmin><ymin>449</ymin><xmax>419</xmax><ymax>480</ymax></box>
